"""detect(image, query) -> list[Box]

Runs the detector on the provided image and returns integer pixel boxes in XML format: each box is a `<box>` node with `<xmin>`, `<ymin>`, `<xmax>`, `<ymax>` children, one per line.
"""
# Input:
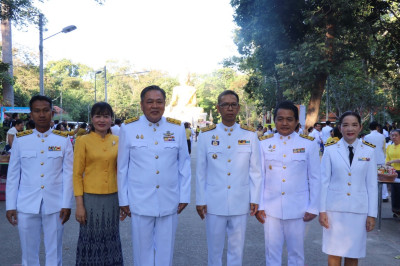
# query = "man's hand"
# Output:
<box><xmin>6</xmin><ymin>210</ymin><xmax>17</xmax><ymax>226</ymax></box>
<box><xmin>196</xmin><ymin>205</ymin><xmax>207</xmax><ymax>220</ymax></box>
<box><xmin>120</xmin><ymin>206</ymin><xmax>131</xmax><ymax>221</ymax></box>
<box><xmin>250</xmin><ymin>203</ymin><xmax>258</xmax><ymax>216</ymax></box>
<box><xmin>177</xmin><ymin>203</ymin><xmax>188</xmax><ymax>214</ymax></box>
<box><xmin>303</xmin><ymin>212</ymin><xmax>317</xmax><ymax>222</ymax></box>
<box><xmin>59</xmin><ymin>208</ymin><xmax>71</xmax><ymax>225</ymax></box>
<box><xmin>319</xmin><ymin>212</ymin><xmax>329</xmax><ymax>229</ymax></box>
<box><xmin>366</xmin><ymin>216</ymin><xmax>375</xmax><ymax>232</ymax></box>
<box><xmin>255</xmin><ymin>210</ymin><xmax>266</xmax><ymax>224</ymax></box>
<box><xmin>75</xmin><ymin>205</ymin><xmax>87</xmax><ymax>225</ymax></box>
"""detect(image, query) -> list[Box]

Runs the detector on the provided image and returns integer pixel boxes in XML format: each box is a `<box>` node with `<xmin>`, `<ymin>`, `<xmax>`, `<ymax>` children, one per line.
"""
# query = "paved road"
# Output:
<box><xmin>1</xmin><ymin>142</ymin><xmax>400</xmax><ymax>265</ymax></box>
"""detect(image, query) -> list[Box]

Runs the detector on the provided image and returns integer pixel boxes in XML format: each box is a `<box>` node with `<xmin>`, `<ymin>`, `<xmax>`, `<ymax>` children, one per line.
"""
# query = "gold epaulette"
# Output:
<box><xmin>363</xmin><ymin>140</ymin><xmax>376</xmax><ymax>148</ymax></box>
<box><xmin>124</xmin><ymin>117</ymin><xmax>139</xmax><ymax>124</ymax></box>
<box><xmin>299</xmin><ymin>134</ymin><xmax>315</xmax><ymax>141</ymax></box>
<box><xmin>259</xmin><ymin>134</ymin><xmax>273</xmax><ymax>141</ymax></box>
<box><xmin>325</xmin><ymin>141</ymin><xmax>337</xmax><ymax>147</ymax></box>
<box><xmin>240</xmin><ymin>124</ymin><xmax>256</xmax><ymax>132</ymax></box>
<box><xmin>67</xmin><ymin>131</ymin><xmax>75</xmax><ymax>136</ymax></box>
<box><xmin>166</xmin><ymin>117</ymin><xmax>181</xmax><ymax>126</ymax></box>
<box><xmin>52</xmin><ymin>130</ymin><xmax>69</xmax><ymax>138</ymax></box>
<box><xmin>16</xmin><ymin>130</ymin><xmax>33</xmax><ymax>138</ymax></box>
<box><xmin>201</xmin><ymin>124</ymin><xmax>216</xmax><ymax>133</ymax></box>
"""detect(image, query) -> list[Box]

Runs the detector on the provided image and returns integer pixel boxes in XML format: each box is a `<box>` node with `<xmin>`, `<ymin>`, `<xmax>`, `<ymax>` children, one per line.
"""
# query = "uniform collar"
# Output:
<box><xmin>342</xmin><ymin>138</ymin><xmax>359</xmax><ymax>151</ymax></box>
<box><xmin>142</xmin><ymin>115</ymin><xmax>163</xmax><ymax>127</ymax></box>
<box><xmin>218</xmin><ymin>122</ymin><xmax>238</xmax><ymax>132</ymax></box>
<box><xmin>277</xmin><ymin>131</ymin><xmax>296</xmax><ymax>140</ymax></box>
<box><xmin>90</xmin><ymin>131</ymin><xmax>111</xmax><ymax>140</ymax></box>
<box><xmin>34</xmin><ymin>128</ymin><xmax>52</xmax><ymax>138</ymax></box>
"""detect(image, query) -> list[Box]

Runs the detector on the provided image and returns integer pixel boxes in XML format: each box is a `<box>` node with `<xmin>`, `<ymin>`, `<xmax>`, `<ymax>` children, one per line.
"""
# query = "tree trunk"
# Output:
<box><xmin>274</xmin><ymin>71</ymin><xmax>283</xmax><ymax>105</ymax></box>
<box><xmin>1</xmin><ymin>3</ymin><xmax>14</xmax><ymax>106</ymax></box>
<box><xmin>305</xmin><ymin>73</ymin><xmax>327</xmax><ymax>129</ymax></box>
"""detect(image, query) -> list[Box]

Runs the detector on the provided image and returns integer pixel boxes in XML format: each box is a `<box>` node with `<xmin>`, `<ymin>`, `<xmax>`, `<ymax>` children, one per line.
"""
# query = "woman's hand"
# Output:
<box><xmin>319</xmin><ymin>212</ymin><xmax>329</xmax><ymax>229</ymax></box>
<box><xmin>366</xmin><ymin>216</ymin><xmax>375</xmax><ymax>232</ymax></box>
<box><xmin>75</xmin><ymin>204</ymin><xmax>87</xmax><ymax>225</ymax></box>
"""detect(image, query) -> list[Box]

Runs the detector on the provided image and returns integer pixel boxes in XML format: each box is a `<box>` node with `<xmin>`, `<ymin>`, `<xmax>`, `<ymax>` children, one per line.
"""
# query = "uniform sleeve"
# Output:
<box><xmin>117</xmin><ymin>123</ymin><xmax>130</xmax><ymax>206</ymax></box>
<box><xmin>73</xmin><ymin>137</ymin><xmax>86</xmax><ymax>196</ymax></box>
<box><xmin>385</xmin><ymin>145</ymin><xmax>391</xmax><ymax>163</ymax></box>
<box><xmin>62</xmin><ymin>137</ymin><xmax>74</xmax><ymax>208</ymax></box>
<box><xmin>366</xmin><ymin>152</ymin><xmax>378</xmax><ymax>217</ymax></box>
<box><xmin>249</xmin><ymin>133</ymin><xmax>262</xmax><ymax>204</ymax></box>
<box><xmin>258</xmin><ymin>141</ymin><xmax>266</xmax><ymax>211</ymax></box>
<box><xmin>320</xmin><ymin>147</ymin><xmax>331</xmax><ymax>212</ymax></box>
<box><xmin>178</xmin><ymin>124</ymin><xmax>191</xmax><ymax>203</ymax></box>
<box><xmin>306</xmin><ymin>140</ymin><xmax>321</xmax><ymax>215</ymax></box>
<box><xmin>196</xmin><ymin>131</ymin><xmax>207</xmax><ymax>205</ymax></box>
<box><xmin>5</xmin><ymin>137</ymin><xmax>21</xmax><ymax>210</ymax></box>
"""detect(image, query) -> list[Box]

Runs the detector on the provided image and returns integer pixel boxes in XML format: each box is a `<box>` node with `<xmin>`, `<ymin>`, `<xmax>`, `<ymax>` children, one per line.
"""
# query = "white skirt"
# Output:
<box><xmin>322</xmin><ymin>211</ymin><xmax>368</xmax><ymax>258</ymax></box>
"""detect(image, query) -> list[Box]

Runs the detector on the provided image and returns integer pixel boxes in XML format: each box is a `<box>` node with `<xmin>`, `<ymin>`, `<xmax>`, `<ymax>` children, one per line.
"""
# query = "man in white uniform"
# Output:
<box><xmin>257</xmin><ymin>101</ymin><xmax>320</xmax><ymax>265</ymax></box>
<box><xmin>6</xmin><ymin>95</ymin><xmax>73</xmax><ymax>266</ymax></box>
<box><xmin>111</xmin><ymin>118</ymin><xmax>121</xmax><ymax>136</ymax></box>
<box><xmin>196</xmin><ymin>90</ymin><xmax>262</xmax><ymax>266</ymax></box>
<box><xmin>364</xmin><ymin>121</ymin><xmax>388</xmax><ymax>201</ymax></box>
<box><xmin>321</xmin><ymin>121</ymin><xmax>333</xmax><ymax>144</ymax></box>
<box><xmin>118</xmin><ymin>85</ymin><xmax>191</xmax><ymax>266</ymax></box>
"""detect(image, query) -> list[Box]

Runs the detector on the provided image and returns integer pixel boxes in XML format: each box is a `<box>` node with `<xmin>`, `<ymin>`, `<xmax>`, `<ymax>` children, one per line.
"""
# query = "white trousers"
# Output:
<box><xmin>131</xmin><ymin>213</ymin><xmax>178</xmax><ymax>266</ymax></box>
<box><xmin>206</xmin><ymin>214</ymin><xmax>247</xmax><ymax>266</ymax></box>
<box><xmin>382</xmin><ymin>184</ymin><xmax>389</xmax><ymax>199</ymax></box>
<box><xmin>18</xmin><ymin>201</ymin><xmax>64</xmax><ymax>266</ymax></box>
<box><xmin>263</xmin><ymin>216</ymin><xmax>305</xmax><ymax>266</ymax></box>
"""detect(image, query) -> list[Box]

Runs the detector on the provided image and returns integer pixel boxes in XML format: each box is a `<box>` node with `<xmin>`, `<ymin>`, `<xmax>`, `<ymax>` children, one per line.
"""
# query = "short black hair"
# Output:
<box><xmin>273</xmin><ymin>101</ymin><xmax>299</xmax><ymax>121</ymax></box>
<box><xmin>339</xmin><ymin>111</ymin><xmax>361</xmax><ymax>125</ymax></box>
<box><xmin>217</xmin><ymin>90</ymin><xmax>239</xmax><ymax>104</ymax></box>
<box><xmin>326</xmin><ymin>121</ymin><xmax>331</xmax><ymax>126</ymax></box>
<box><xmin>369</xmin><ymin>121</ymin><xmax>379</xmax><ymax>130</ymax></box>
<box><xmin>26</xmin><ymin>120</ymin><xmax>35</xmax><ymax>129</ymax></box>
<box><xmin>12</xmin><ymin>119</ymin><xmax>23</xmax><ymax>127</ymax></box>
<box><xmin>91</xmin><ymin>102</ymin><xmax>114</xmax><ymax>118</ymax></box>
<box><xmin>115</xmin><ymin>118</ymin><xmax>122</xmax><ymax>125</ymax></box>
<box><xmin>29</xmin><ymin>95</ymin><xmax>53</xmax><ymax>111</ymax></box>
<box><xmin>140</xmin><ymin>85</ymin><xmax>166</xmax><ymax>102</ymax></box>
<box><xmin>80</xmin><ymin>123</ymin><xmax>87</xmax><ymax>129</ymax></box>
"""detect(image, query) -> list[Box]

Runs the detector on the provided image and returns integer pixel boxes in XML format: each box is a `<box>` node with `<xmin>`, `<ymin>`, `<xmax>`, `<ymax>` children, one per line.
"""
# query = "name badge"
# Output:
<box><xmin>358</xmin><ymin>157</ymin><xmax>370</xmax><ymax>161</ymax></box>
<box><xmin>48</xmin><ymin>146</ymin><xmax>61</xmax><ymax>151</ymax></box>
<box><xmin>238</xmin><ymin>140</ymin><xmax>250</xmax><ymax>145</ymax></box>
<box><xmin>293</xmin><ymin>148</ymin><xmax>305</xmax><ymax>153</ymax></box>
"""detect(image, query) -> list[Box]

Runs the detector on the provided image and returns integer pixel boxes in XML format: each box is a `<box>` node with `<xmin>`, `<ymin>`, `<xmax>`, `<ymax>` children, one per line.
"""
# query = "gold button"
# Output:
<box><xmin>41</xmin><ymin>150</ymin><xmax>44</xmax><ymax>154</ymax></box>
<box><xmin>280</xmin><ymin>136</ymin><xmax>283</xmax><ymax>139</ymax></box>
<box><xmin>156</xmin><ymin>123</ymin><xmax>159</xmax><ymax>126</ymax></box>
<box><xmin>283</xmin><ymin>154</ymin><xmax>286</xmax><ymax>158</ymax></box>
<box><xmin>153</xmin><ymin>128</ymin><xmax>156</xmax><ymax>132</ymax></box>
<box><xmin>348</xmin><ymin>182</ymin><xmax>351</xmax><ymax>186</ymax></box>
<box><xmin>282</xmin><ymin>192</ymin><xmax>285</xmax><ymax>195</ymax></box>
<box><xmin>41</xmin><ymin>139</ymin><xmax>44</xmax><ymax>142</ymax></box>
<box><xmin>228</xmin><ymin>159</ymin><xmax>231</xmax><ymax>163</ymax></box>
<box><xmin>156</xmin><ymin>185</ymin><xmax>160</xmax><ymax>189</ymax></box>
<box><xmin>283</xmin><ymin>141</ymin><xmax>286</xmax><ymax>145</ymax></box>
<box><xmin>288</xmin><ymin>136</ymin><xmax>291</xmax><ymax>140</ymax></box>
<box><xmin>155</xmin><ymin>155</ymin><xmax>159</xmax><ymax>159</ymax></box>
<box><xmin>228</xmin><ymin>145</ymin><xmax>231</xmax><ymax>149</ymax></box>
<box><xmin>156</xmin><ymin>170</ymin><xmax>160</xmax><ymax>174</ymax></box>
<box><xmin>225</xmin><ymin>128</ymin><xmax>228</xmax><ymax>131</ymax></box>
<box><xmin>228</xmin><ymin>133</ymin><xmax>231</xmax><ymax>136</ymax></box>
<box><xmin>282</xmin><ymin>179</ymin><xmax>286</xmax><ymax>182</ymax></box>
<box><xmin>283</xmin><ymin>166</ymin><xmax>286</xmax><ymax>169</ymax></box>
<box><xmin>41</xmin><ymin>174</ymin><xmax>44</xmax><ymax>177</ymax></box>
<box><xmin>230</xmin><ymin>128</ymin><xmax>233</xmax><ymax>132</ymax></box>
<box><xmin>155</xmin><ymin>141</ymin><xmax>158</xmax><ymax>145</ymax></box>
<box><xmin>227</xmin><ymin>172</ymin><xmax>231</xmax><ymax>176</ymax></box>
<box><xmin>347</xmin><ymin>193</ymin><xmax>351</xmax><ymax>196</ymax></box>
<box><xmin>41</xmin><ymin>186</ymin><xmax>44</xmax><ymax>189</ymax></box>
<box><xmin>41</xmin><ymin>162</ymin><xmax>44</xmax><ymax>165</ymax></box>
<box><xmin>149</xmin><ymin>123</ymin><xmax>152</xmax><ymax>126</ymax></box>
<box><xmin>348</xmin><ymin>173</ymin><xmax>351</xmax><ymax>176</ymax></box>
<box><xmin>227</xmin><ymin>186</ymin><xmax>231</xmax><ymax>189</ymax></box>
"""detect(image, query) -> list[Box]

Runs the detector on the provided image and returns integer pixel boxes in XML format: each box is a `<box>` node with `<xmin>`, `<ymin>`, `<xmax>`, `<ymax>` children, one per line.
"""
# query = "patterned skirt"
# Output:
<box><xmin>76</xmin><ymin>192</ymin><xmax>123</xmax><ymax>266</ymax></box>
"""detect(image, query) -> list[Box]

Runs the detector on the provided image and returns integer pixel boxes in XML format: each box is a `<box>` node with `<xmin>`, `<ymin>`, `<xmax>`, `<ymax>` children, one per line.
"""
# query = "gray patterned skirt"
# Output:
<box><xmin>76</xmin><ymin>192</ymin><xmax>123</xmax><ymax>266</ymax></box>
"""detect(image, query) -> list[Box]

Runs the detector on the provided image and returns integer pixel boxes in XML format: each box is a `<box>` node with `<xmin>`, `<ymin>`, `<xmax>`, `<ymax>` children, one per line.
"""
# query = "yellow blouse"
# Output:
<box><xmin>386</xmin><ymin>144</ymin><xmax>400</xmax><ymax>170</ymax></box>
<box><xmin>73</xmin><ymin>132</ymin><xmax>119</xmax><ymax>196</ymax></box>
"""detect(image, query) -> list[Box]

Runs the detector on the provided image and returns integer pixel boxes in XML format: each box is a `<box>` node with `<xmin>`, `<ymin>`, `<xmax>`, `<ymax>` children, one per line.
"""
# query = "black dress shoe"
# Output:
<box><xmin>383</xmin><ymin>198</ymin><xmax>389</xmax><ymax>202</ymax></box>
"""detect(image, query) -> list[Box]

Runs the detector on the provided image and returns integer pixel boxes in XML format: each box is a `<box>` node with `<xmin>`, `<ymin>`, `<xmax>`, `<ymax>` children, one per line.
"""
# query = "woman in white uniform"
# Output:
<box><xmin>319</xmin><ymin>111</ymin><xmax>378</xmax><ymax>266</ymax></box>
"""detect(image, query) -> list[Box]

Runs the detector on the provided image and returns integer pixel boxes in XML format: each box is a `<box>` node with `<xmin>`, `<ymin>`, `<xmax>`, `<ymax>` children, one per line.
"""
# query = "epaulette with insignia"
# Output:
<box><xmin>259</xmin><ymin>134</ymin><xmax>273</xmax><ymax>141</ymax></box>
<box><xmin>362</xmin><ymin>140</ymin><xmax>376</xmax><ymax>148</ymax></box>
<box><xmin>52</xmin><ymin>130</ymin><xmax>68</xmax><ymax>138</ymax></box>
<box><xmin>299</xmin><ymin>134</ymin><xmax>315</xmax><ymax>141</ymax></box>
<box><xmin>124</xmin><ymin>117</ymin><xmax>139</xmax><ymax>124</ymax></box>
<box><xmin>325</xmin><ymin>141</ymin><xmax>337</xmax><ymax>147</ymax></box>
<box><xmin>67</xmin><ymin>131</ymin><xmax>75</xmax><ymax>136</ymax></box>
<box><xmin>201</xmin><ymin>124</ymin><xmax>216</xmax><ymax>133</ymax></box>
<box><xmin>240</xmin><ymin>124</ymin><xmax>256</xmax><ymax>132</ymax></box>
<box><xmin>166</xmin><ymin>117</ymin><xmax>181</xmax><ymax>126</ymax></box>
<box><xmin>16</xmin><ymin>130</ymin><xmax>33</xmax><ymax>138</ymax></box>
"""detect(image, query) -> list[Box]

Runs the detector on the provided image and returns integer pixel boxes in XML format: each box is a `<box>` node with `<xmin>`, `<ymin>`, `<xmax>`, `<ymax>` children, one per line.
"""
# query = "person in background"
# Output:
<box><xmin>184</xmin><ymin>122</ymin><xmax>192</xmax><ymax>154</ymax></box>
<box><xmin>9</xmin><ymin>113</ymin><xmax>18</xmax><ymax>128</ymax></box>
<box><xmin>74</xmin><ymin>102</ymin><xmax>123</xmax><ymax>265</ymax></box>
<box><xmin>321</xmin><ymin>121</ymin><xmax>333</xmax><ymax>144</ymax></box>
<box><xmin>55</xmin><ymin>123</ymin><xmax>65</xmax><ymax>131</ymax></box>
<box><xmin>309</xmin><ymin>122</ymin><xmax>323</xmax><ymax>152</ymax></box>
<box><xmin>320</xmin><ymin>111</ymin><xmax>377</xmax><ymax>266</ymax></box>
<box><xmin>385</xmin><ymin>129</ymin><xmax>400</xmax><ymax>217</ymax></box>
<box><xmin>111</xmin><ymin>118</ymin><xmax>122</xmax><ymax>136</ymax></box>
<box><xmin>76</xmin><ymin>123</ymin><xmax>88</xmax><ymax>138</ymax></box>
<box><xmin>6</xmin><ymin>119</ymin><xmax>24</xmax><ymax>151</ymax></box>
<box><xmin>196</xmin><ymin>125</ymin><xmax>200</xmax><ymax>142</ymax></box>
<box><xmin>326</xmin><ymin>127</ymin><xmax>342</xmax><ymax>144</ymax></box>
<box><xmin>26</xmin><ymin>120</ymin><xmax>35</xmax><ymax>130</ymax></box>
<box><xmin>6</xmin><ymin>95</ymin><xmax>73</xmax><ymax>265</ymax></box>
<box><xmin>50</xmin><ymin>120</ymin><xmax>55</xmax><ymax>130</ymax></box>
<box><xmin>257</xmin><ymin>125</ymin><xmax>264</xmax><ymax>138</ymax></box>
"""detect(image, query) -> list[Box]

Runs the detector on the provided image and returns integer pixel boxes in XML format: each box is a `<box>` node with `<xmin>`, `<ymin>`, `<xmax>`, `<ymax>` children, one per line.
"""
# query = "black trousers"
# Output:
<box><xmin>187</xmin><ymin>140</ymin><xmax>191</xmax><ymax>154</ymax></box>
<box><xmin>392</xmin><ymin>171</ymin><xmax>400</xmax><ymax>213</ymax></box>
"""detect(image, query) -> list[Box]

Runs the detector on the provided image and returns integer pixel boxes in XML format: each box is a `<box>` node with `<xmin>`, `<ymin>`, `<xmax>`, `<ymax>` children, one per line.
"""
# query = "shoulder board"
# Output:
<box><xmin>240</xmin><ymin>124</ymin><xmax>256</xmax><ymax>132</ymax></box>
<box><xmin>166</xmin><ymin>117</ymin><xmax>181</xmax><ymax>126</ymax></box>
<box><xmin>67</xmin><ymin>131</ymin><xmax>75</xmax><ymax>136</ymax></box>
<box><xmin>325</xmin><ymin>141</ymin><xmax>337</xmax><ymax>147</ymax></box>
<box><xmin>299</xmin><ymin>134</ymin><xmax>315</xmax><ymax>141</ymax></box>
<box><xmin>201</xmin><ymin>124</ymin><xmax>216</xmax><ymax>133</ymax></box>
<box><xmin>259</xmin><ymin>134</ymin><xmax>274</xmax><ymax>141</ymax></box>
<box><xmin>124</xmin><ymin>117</ymin><xmax>139</xmax><ymax>125</ymax></box>
<box><xmin>52</xmin><ymin>130</ymin><xmax>69</xmax><ymax>138</ymax></box>
<box><xmin>363</xmin><ymin>140</ymin><xmax>376</xmax><ymax>148</ymax></box>
<box><xmin>16</xmin><ymin>130</ymin><xmax>33</xmax><ymax>138</ymax></box>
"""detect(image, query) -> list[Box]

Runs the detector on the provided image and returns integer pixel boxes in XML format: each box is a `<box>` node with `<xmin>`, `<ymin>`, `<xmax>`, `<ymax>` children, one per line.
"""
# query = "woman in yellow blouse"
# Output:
<box><xmin>73</xmin><ymin>102</ymin><xmax>123</xmax><ymax>265</ymax></box>
<box><xmin>385</xmin><ymin>129</ymin><xmax>400</xmax><ymax>217</ymax></box>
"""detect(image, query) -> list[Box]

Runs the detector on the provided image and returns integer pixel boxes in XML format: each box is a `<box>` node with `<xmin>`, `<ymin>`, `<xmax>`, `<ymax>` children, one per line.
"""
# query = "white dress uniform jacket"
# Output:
<box><xmin>320</xmin><ymin>138</ymin><xmax>378</xmax><ymax>217</ymax></box>
<box><xmin>364</xmin><ymin>130</ymin><xmax>386</xmax><ymax>165</ymax></box>
<box><xmin>321</xmin><ymin>125</ymin><xmax>333</xmax><ymax>144</ymax></box>
<box><xmin>259</xmin><ymin>132</ymin><xmax>320</xmax><ymax>219</ymax></box>
<box><xmin>117</xmin><ymin>116</ymin><xmax>191</xmax><ymax>217</ymax></box>
<box><xmin>196</xmin><ymin>123</ymin><xmax>262</xmax><ymax>215</ymax></box>
<box><xmin>6</xmin><ymin>129</ymin><xmax>74</xmax><ymax>214</ymax></box>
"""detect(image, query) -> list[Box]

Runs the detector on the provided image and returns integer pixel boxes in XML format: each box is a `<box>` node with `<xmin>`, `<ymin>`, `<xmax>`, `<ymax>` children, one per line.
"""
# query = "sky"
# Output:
<box><xmin>12</xmin><ymin>0</ymin><xmax>238</xmax><ymax>79</ymax></box>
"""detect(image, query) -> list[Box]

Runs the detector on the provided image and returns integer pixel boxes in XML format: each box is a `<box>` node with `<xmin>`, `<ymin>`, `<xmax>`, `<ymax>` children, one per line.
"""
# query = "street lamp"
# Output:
<box><xmin>39</xmin><ymin>13</ymin><xmax>77</xmax><ymax>95</ymax></box>
<box><xmin>94</xmin><ymin>70</ymin><xmax>102</xmax><ymax>103</ymax></box>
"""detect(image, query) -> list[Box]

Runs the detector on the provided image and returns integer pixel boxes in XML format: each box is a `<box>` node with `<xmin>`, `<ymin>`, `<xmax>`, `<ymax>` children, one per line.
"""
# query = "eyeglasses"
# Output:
<box><xmin>219</xmin><ymin>102</ymin><xmax>239</xmax><ymax>109</ymax></box>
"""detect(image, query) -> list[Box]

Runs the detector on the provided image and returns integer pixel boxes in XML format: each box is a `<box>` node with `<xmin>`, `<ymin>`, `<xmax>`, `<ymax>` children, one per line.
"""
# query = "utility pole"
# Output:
<box><xmin>104</xmin><ymin>66</ymin><xmax>108</xmax><ymax>102</ymax></box>
<box><xmin>39</xmin><ymin>13</ymin><xmax>44</xmax><ymax>95</ymax></box>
